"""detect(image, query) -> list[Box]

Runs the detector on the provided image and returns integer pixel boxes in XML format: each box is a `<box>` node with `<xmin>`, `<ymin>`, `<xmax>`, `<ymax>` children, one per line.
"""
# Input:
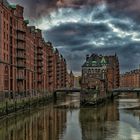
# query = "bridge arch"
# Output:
<box><xmin>53</xmin><ymin>88</ymin><xmax>81</xmax><ymax>99</ymax></box>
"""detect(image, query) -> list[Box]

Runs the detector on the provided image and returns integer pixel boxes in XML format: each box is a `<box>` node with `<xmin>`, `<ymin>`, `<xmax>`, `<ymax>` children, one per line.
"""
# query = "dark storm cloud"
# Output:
<box><xmin>8</xmin><ymin>0</ymin><xmax>58</xmax><ymax>18</ymax></box>
<box><xmin>43</xmin><ymin>3</ymin><xmax>140</xmax><ymax>73</ymax></box>
<box><xmin>45</xmin><ymin>23</ymin><xmax>96</xmax><ymax>46</ymax></box>
<box><xmin>8</xmin><ymin>0</ymin><xmax>140</xmax><ymax>19</ymax></box>
<box><xmin>8</xmin><ymin>0</ymin><xmax>140</xmax><ymax>74</ymax></box>
<box><xmin>57</xmin><ymin>44</ymin><xmax>140</xmax><ymax>73</ymax></box>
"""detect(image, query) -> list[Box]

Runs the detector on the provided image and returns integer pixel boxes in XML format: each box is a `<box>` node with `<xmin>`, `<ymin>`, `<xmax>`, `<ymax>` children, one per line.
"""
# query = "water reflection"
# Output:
<box><xmin>0</xmin><ymin>106</ymin><xmax>67</xmax><ymax>140</ymax></box>
<box><xmin>79</xmin><ymin>94</ymin><xmax>140</xmax><ymax>140</ymax></box>
<box><xmin>0</xmin><ymin>93</ymin><xmax>140</xmax><ymax>140</ymax></box>
<box><xmin>79</xmin><ymin>102</ymin><xmax>119</xmax><ymax>140</ymax></box>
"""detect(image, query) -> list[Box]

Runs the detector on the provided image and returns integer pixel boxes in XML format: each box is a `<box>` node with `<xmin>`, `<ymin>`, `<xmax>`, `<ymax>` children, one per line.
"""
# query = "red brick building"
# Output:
<box><xmin>105</xmin><ymin>55</ymin><xmax>120</xmax><ymax>91</ymax></box>
<box><xmin>66</xmin><ymin>71</ymin><xmax>75</xmax><ymax>88</ymax></box>
<box><xmin>81</xmin><ymin>53</ymin><xmax>120</xmax><ymax>93</ymax></box>
<box><xmin>0</xmin><ymin>1</ymin><xmax>67</xmax><ymax>97</ymax></box>
<box><xmin>120</xmin><ymin>69</ymin><xmax>140</xmax><ymax>88</ymax></box>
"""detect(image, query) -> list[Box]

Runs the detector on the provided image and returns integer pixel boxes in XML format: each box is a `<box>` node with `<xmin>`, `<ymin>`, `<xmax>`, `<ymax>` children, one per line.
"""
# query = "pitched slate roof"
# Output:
<box><xmin>82</xmin><ymin>54</ymin><xmax>108</xmax><ymax>67</ymax></box>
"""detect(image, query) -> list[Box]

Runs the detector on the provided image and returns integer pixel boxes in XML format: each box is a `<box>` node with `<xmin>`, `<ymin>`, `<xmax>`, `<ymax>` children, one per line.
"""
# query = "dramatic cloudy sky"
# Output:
<box><xmin>8</xmin><ymin>0</ymin><xmax>140</xmax><ymax>75</ymax></box>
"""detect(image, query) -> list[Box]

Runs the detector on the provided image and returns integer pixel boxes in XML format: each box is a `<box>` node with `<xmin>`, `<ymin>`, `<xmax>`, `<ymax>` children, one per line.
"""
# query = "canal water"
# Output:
<box><xmin>0</xmin><ymin>93</ymin><xmax>140</xmax><ymax>140</ymax></box>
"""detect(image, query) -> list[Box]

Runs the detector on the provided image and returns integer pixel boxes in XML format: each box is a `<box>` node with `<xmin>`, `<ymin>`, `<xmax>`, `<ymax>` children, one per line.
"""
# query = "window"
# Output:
<box><xmin>3</xmin><ymin>11</ymin><xmax>5</xmax><ymax>17</ymax></box>
<box><xmin>4</xmin><ymin>32</ymin><xmax>5</xmax><ymax>39</ymax></box>
<box><xmin>4</xmin><ymin>53</ymin><xmax>6</xmax><ymax>61</ymax></box>
<box><xmin>7</xmin><ymin>24</ymin><xmax>8</xmax><ymax>30</ymax></box>
<box><xmin>4</xmin><ymin>43</ymin><xmax>5</xmax><ymax>50</ymax></box>
<box><xmin>4</xmin><ymin>21</ymin><xmax>5</xmax><ymax>29</ymax></box>
<box><xmin>6</xmin><ymin>13</ymin><xmax>8</xmax><ymax>20</ymax></box>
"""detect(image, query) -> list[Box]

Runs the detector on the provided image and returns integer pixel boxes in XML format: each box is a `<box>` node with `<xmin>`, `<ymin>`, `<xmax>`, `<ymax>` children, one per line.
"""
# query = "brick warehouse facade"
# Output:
<box><xmin>81</xmin><ymin>53</ymin><xmax>120</xmax><ymax>93</ymax></box>
<box><xmin>0</xmin><ymin>1</ymin><xmax>67</xmax><ymax>96</ymax></box>
<box><xmin>120</xmin><ymin>69</ymin><xmax>140</xmax><ymax>88</ymax></box>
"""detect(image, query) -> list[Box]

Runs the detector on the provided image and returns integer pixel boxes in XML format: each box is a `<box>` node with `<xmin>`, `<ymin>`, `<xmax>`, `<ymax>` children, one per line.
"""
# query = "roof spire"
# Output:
<box><xmin>101</xmin><ymin>56</ymin><xmax>106</xmax><ymax>64</ymax></box>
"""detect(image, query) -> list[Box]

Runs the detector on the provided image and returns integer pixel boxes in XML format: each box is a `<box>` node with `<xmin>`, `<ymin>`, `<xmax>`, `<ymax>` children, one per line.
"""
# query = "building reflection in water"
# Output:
<box><xmin>79</xmin><ymin>102</ymin><xmax>119</xmax><ymax>140</ymax></box>
<box><xmin>0</xmin><ymin>94</ymin><xmax>140</xmax><ymax>140</ymax></box>
<box><xmin>0</xmin><ymin>107</ymin><xmax>67</xmax><ymax>140</ymax></box>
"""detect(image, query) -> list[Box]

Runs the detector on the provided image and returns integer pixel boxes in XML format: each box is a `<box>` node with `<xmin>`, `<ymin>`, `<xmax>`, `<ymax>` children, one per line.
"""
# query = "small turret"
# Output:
<box><xmin>86</xmin><ymin>54</ymin><xmax>89</xmax><ymax>61</ymax></box>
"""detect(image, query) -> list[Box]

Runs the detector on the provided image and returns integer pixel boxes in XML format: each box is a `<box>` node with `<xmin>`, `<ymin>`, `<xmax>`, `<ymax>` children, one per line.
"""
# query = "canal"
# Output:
<box><xmin>0</xmin><ymin>93</ymin><xmax>140</xmax><ymax>140</ymax></box>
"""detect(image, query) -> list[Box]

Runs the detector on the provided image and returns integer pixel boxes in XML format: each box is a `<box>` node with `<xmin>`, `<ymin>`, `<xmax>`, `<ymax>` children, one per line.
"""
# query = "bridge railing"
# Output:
<box><xmin>54</xmin><ymin>88</ymin><xmax>81</xmax><ymax>92</ymax></box>
<box><xmin>112</xmin><ymin>87</ymin><xmax>140</xmax><ymax>92</ymax></box>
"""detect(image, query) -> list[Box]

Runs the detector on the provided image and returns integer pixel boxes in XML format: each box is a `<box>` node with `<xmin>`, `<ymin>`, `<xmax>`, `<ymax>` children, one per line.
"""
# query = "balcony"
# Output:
<box><xmin>38</xmin><ymin>68</ymin><xmax>43</xmax><ymax>74</ymax></box>
<box><xmin>17</xmin><ymin>76</ymin><xmax>25</xmax><ymax>81</ymax></box>
<box><xmin>37</xmin><ymin>77</ymin><xmax>42</xmax><ymax>82</ymax></box>
<box><xmin>49</xmin><ymin>81</ymin><xmax>54</xmax><ymax>85</ymax></box>
<box><xmin>38</xmin><ymin>71</ymin><xmax>43</xmax><ymax>74</ymax></box>
<box><xmin>17</xmin><ymin>28</ymin><xmax>26</xmax><ymax>33</ymax></box>
<box><xmin>49</xmin><ymin>55</ymin><xmax>53</xmax><ymax>58</ymax></box>
<box><xmin>48</xmin><ymin>65</ymin><xmax>52</xmax><ymax>68</ymax></box>
<box><xmin>49</xmin><ymin>82</ymin><xmax>52</xmax><ymax>85</ymax></box>
<box><xmin>37</xmin><ymin>62</ymin><xmax>43</xmax><ymax>67</ymax></box>
<box><xmin>37</xmin><ymin>56</ymin><xmax>43</xmax><ymax>61</ymax></box>
<box><xmin>48</xmin><ymin>60</ymin><xmax>53</xmax><ymax>63</ymax></box>
<box><xmin>37</xmin><ymin>47</ymin><xmax>42</xmax><ymax>51</ymax></box>
<box><xmin>57</xmin><ymin>65</ymin><xmax>60</xmax><ymax>68</ymax></box>
<box><xmin>37</xmin><ymin>51</ymin><xmax>43</xmax><ymax>55</ymax></box>
<box><xmin>16</xmin><ymin>54</ymin><xmax>25</xmax><ymax>60</ymax></box>
<box><xmin>49</xmin><ymin>74</ymin><xmax>52</xmax><ymax>78</ymax></box>
<box><xmin>16</xmin><ymin>45</ymin><xmax>25</xmax><ymax>51</ymax></box>
<box><xmin>57</xmin><ymin>70</ymin><xmax>60</xmax><ymax>73</ymax></box>
<box><xmin>17</xmin><ymin>63</ymin><xmax>25</xmax><ymax>69</ymax></box>
<box><xmin>17</xmin><ymin>36</ymin><xmax>25</xmax><ymax>42</ymax></box>
<box><xmin>37</xmin><ymin>80</ymin><xmax>42</xmax><ymax>83</ymax></box>
<box><xmin>48</xmin><ymin>69</ymin><xmax>53</xmax><ymax>72</ymax></box>
<box><xmin>37</xmin><ymin>46</ymin><xmax>42</xmax><ymax>49</ymax></box>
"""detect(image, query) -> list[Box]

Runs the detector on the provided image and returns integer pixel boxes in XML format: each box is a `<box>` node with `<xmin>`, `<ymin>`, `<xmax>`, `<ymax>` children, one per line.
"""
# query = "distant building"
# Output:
<box><xmin>120</xmin><ymin>69</ymin><xmax>140</xmax><ymax>88</ymax></box>
<box><xmin>69</xmin><ymin>71</ymin><xmax>74</xmax><ymax>88</ymax></box>
<box><xmin>81</xmin><ymin>53</ymin><xmax>120</xmax><ymax>93</ymax></box>
<box><xmin>66</xmin><ymin>71</ymin><xmax>75</xmax><ymax>88</ymax></box>
<box><xmin>74</xmin><ymin>76</ymin><xmax>80</xmax><ymax>88</ymax></box>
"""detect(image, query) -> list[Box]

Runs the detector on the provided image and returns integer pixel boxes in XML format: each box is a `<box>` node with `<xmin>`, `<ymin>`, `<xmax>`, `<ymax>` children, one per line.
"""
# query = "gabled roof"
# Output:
<box><xmin>101</xmin><ymin>57</ymin><xmax>107</xmax><ymax>64</ymax></box>
<box><xmin>82</xmin><ymin>54</ymin><xmax>108</xmax><ymax>67</ymax></box>
<box><xmin>24</xmin><ymin>20</ymin><xmax>29</xmax><ymax>25</ymax></box>
<box><xmin>9</xmin><ymin>4</ymin><xmax>16</xmax><ymax>9</ymax></box>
